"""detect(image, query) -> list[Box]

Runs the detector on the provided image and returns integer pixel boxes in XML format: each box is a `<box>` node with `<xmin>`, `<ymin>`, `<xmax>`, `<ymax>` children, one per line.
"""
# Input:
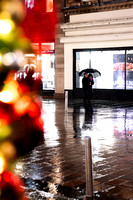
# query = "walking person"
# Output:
<box><xmin>82</xmin><ymin>73</ymin><xmax>94</xmax><ymax>106</ymax></box>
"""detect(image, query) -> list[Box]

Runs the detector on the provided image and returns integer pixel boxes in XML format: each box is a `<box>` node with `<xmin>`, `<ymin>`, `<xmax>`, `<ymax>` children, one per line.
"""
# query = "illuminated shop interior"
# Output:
<box><xmin>75</xmin><ymin>49</ymin><xmax>133</xmax><ymax>90</ymax></box>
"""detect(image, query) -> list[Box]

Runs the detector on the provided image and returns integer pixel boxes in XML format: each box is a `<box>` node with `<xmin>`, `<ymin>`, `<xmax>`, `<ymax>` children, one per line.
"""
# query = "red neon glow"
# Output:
<box><xmin>22</xmin><ymin>0</ymin><xmax>57</xmax><ymax>43</ymax></box>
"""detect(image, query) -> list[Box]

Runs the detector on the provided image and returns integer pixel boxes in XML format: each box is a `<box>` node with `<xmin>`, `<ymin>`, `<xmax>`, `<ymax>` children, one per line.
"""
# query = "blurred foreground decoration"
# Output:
<box><xmin>0</xmin><ymin>171</ymin><xmax>29</xmax><ymax>200</ymax></box>
<box><xmin>0</xmin><ymin>0</ymin><xmax>44</xmax><ymax>199</ymax></box>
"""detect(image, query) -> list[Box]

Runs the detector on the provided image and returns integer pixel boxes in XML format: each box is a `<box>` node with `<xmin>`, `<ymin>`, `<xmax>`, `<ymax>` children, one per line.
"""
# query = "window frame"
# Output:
<box><xmin>73</xmin><ymin>47</ymin><xmax>133</xmax><ymax>90</ymax></box>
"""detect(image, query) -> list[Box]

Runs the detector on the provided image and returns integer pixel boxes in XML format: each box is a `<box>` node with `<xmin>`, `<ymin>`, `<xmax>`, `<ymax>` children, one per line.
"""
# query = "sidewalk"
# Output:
<box><xmin>14</xmin><ymin>99</ymin><xmax>133</xmax><ymax>200</ymax></box>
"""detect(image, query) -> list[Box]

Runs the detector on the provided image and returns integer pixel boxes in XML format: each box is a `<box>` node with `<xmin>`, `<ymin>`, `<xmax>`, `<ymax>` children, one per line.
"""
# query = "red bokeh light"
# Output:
<box><xmin>28</xmin><ymin>102</ymin><xmax>40</xmax><ymax>118</ymax></box>
<box><xmin>35</xmin><ymin>116</ymin><xmax>44</xmax><ymax>130</ymax></box>
<box><xmin>3</xmin><ymin>171</ymin><xmax>13</xmax><ymax>183</ymax></box>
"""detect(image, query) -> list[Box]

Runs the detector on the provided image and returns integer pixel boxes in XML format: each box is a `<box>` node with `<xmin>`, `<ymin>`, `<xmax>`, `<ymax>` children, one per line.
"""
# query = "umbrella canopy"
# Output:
<box><xmin>79</xmin><ymin>68</ymin><xmax>101</xmax><ymax>78</ymax></box>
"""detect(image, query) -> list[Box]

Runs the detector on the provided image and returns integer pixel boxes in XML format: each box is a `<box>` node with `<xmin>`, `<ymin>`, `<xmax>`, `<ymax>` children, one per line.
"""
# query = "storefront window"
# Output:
<box><xmin>126</xmin><ymin>50</ymin><xmax>133</xmax><ymax>89</ymax></box>
<box><xmin>46</xmin><ymin>0</ymin><xmax>53</xmax><ymax>12</ymax></box>
<box><xmin>41</xmin><ymin>54</ymin><xmax>55</xmax><ymax>90</ymax></box>
<box><xmin>76</xmin><ymin>51</ymin><xmax>90</xmax><ymax>88</ymax></box>
<box><xmin>76</xmin><ymin>50</ymin><xmax>125</xmax><ymax>90</ymax></box>
<box><xmin>112</xmin><ymin>52</ymin><xmax>125</xmax><ymax>89</ymax></box>
<box><xmin>31</xmin><ymin>43</ymin><xmax>55</xmax><ymax>90</ymax></box>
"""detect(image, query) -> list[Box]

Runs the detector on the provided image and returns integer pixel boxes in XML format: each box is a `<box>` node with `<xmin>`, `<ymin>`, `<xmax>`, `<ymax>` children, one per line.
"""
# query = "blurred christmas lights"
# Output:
<box><xmin>0</xmin><ymin>20</ymin><xmax>12</xmax><ymax>35</ymax></box>
<box><xmin>0</xmin><ymin>0</ymin><xmax>44</xmax><ymax>199</ymax></box>
<box><xmin>0</xmin><ymin>155</ymin><xmax>6</xmax><ymax>174</ymax></box>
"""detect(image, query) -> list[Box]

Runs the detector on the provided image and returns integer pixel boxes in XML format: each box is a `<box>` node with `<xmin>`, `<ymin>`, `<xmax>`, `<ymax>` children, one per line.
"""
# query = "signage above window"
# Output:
<box><xmin>32</xmin><ymin>43</ymin><xmax>54</xmax><ymax>54</ymax></box>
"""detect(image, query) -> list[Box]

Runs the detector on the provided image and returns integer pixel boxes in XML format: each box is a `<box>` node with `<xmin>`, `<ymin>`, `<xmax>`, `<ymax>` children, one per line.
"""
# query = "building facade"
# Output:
<box><xmin>23</xmin><ymin>0</ymin><xmax>65</xmax><ymax>97</ymax></box>
<box><xmin>23</xmin><ymin>0</ymin><xmax>133</xmax><ymax>100</ymax></box>
<box><xmin>59</xmin><ymin>0</ymin><xmax>133</xmax><ymax>100</ymax></box>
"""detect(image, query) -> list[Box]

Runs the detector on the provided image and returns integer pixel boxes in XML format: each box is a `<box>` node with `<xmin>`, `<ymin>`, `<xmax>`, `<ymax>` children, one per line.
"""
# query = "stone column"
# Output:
<box><xmin>54</xmin><ymin>0</ymin><xmax>65</xmax><ymax>99</ymax></box>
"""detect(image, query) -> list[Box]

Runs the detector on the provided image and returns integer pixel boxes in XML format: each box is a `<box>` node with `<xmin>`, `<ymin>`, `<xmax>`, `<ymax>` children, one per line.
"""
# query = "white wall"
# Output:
<box><xmin>60</xmin><ymin>8</ymin><xmax>133</xmax><ymax>90</ymax></box>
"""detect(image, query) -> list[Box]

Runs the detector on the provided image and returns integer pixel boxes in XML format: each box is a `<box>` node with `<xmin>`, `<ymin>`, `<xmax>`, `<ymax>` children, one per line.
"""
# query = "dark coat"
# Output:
<box><xmin>82</xmin><ymin>76</ymin><xmax>94</xmax><ymax>90</ymax></box>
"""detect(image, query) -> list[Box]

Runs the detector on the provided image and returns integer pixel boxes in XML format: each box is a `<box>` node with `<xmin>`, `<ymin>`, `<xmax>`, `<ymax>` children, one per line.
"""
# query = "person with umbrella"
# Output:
<box><xmin>79</xmin><ymin>68</ymin><xmax>101</xmax><ymax>107</ymax></box>
<box><xmin>82</xmin><ymin>72</ymin><xmax>94</xmax><ymax>106</ymax></box>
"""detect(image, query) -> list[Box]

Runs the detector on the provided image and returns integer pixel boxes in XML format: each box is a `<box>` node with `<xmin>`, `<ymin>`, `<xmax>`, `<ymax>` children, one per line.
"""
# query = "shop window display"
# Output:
<box><xmin>26</xmin><ymin>43</ymin><xmax>55</xmax><ymax>90</ymax></box>
<box><xmin>75</xmin><ymin>49</ymin><xmax>133</xmax><ymax>90</ymax></box>
<box><xmin>126</xmin><ymin>50</ymin><xmax>133</xmax><ymax>89</ymax></box>
<box><xmin>113</xmin><ymin>52</ymin><xmax>125</xmax><ymax>89</ymax></box>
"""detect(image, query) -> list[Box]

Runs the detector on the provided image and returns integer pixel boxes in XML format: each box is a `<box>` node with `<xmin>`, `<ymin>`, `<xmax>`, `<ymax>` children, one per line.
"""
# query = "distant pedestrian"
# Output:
<box><xmin>82</xmin><ymin>73</ymin><xmax>94</xmax><ymax>106</ymax></box>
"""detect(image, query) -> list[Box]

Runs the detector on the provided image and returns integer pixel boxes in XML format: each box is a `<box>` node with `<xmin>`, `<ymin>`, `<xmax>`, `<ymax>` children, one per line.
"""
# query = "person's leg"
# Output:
<box><xmin>83</xmin><ymin>89</ymin><xmax>87</xmax><ymax>105</ymax></box>
<box><xmin>88</xmin><ymin>90</ymin><xmax>93</xmax><ymax>105</ymax></box>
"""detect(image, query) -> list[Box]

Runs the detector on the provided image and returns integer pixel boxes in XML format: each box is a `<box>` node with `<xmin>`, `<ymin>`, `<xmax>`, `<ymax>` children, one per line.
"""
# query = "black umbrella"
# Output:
<box><xmin>79</xmin><ymin>68</ymin><xmax>101</xmax><ymax>78</ymax></box>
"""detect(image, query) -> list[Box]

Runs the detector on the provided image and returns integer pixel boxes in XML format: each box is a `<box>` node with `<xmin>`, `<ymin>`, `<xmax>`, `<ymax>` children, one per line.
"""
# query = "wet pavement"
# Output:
<box><xmin>13</xmin><ymin>99</ymin><xmax>133</xmax><ymax>200</ymax></box>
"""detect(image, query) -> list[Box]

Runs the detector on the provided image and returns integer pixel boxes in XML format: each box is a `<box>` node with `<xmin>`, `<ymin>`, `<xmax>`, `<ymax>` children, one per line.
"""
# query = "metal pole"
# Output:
<box><xmin>65</xmin><ymin>90</ymin><xmax>68</xmax><ymax>111</ymax></box>
<box><xmin>85</xmin><ymin>136</ymin><xmax>93</xmax><ymax>197</ymax></box>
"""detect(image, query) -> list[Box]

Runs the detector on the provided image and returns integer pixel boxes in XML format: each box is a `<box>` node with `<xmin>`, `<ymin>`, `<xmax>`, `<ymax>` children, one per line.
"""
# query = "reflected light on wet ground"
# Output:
<box><xmin>14</xmin><ymin>99</ymin><xmax>133</xmax><ymax>200</ymax></box>
<box><xmin>42</xmin><ymin>101</ymin><xmax>59</xmax><ymax>147</ymax></box>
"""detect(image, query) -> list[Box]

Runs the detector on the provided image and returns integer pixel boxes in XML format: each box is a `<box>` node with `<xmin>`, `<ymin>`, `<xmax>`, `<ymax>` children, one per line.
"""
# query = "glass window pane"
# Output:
<box><xmin>46</xmin><ymin>0</ymin><xmax>53</xmax><ymax>12</ymax></box>
<box><xmin>32</xmin><ymin>43</ymin><xmax>39</xmax><ymax>52</ymax></box>
<box><xmin>76</xmin><ymin>51</ymin><xmax>91</xmax><ymax>88</ymax></box>
<box><xmin>41</xmin><ymin>43</ymin><xmax>54</xmax><ymax>53</ymax></box>
<box><xmin>113</xmin><ymin>52</ymin><xmax>125</xmax><ymax>89</ymax></box>
<box><xmin>42</xmin><ymin>54</ymin><xmax>55</xmax><ymax>90</ymax></box>
<box><xmin>126</xmin><ymin>50</ymin><xmax>133</xmax><ymax>90</ymax></box>
<box><xmin>92</xmin><ymin>51</ymin><xmax>125</xmax><ymax>89</ymax></box>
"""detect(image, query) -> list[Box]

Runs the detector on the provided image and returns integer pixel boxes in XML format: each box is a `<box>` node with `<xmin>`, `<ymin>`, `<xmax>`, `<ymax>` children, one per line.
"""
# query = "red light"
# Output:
<box><xmin>35</xmin><ymin>116</ymin><xmax>43</xmax><ymax>129</ymax></box>
<box><xmin>18</xmin><ymin>83</ymin><xmax>30</xmax><ymax>94</ymax></box>
<box><xmin>0</xmin><ymin>114</ymin><xmax>9</xmax><ymax>125</ymax></box>
<box><xmin>3</xmin><ymin>171</ymin><xmax>13</xmax><ymax>183</ymax></box>
<box><xmin>2</xmin><ymin>171</ymin><xmax>26</xmax><ymax>197</ymax></box>
<box><xmin>13</xmin><ymin>96</ymin><xmax>31</xmax><ymax>115</ymax></box>
<box><xmin>28</xmin><ymin>102</ymin><xmax>40</xmax><ymax>118</ymax></box>
<box><xmin>21</xmin><ymin>0</ymin><xmax>57</xmax><ymax>43</ymax></box>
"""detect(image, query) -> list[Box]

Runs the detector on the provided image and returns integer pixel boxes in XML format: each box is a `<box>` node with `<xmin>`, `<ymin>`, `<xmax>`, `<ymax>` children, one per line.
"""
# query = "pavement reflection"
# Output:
<box><xmin>14</xmin><ymin>99</ymin><xmax>133</xmax><ymax>200</ymax></box>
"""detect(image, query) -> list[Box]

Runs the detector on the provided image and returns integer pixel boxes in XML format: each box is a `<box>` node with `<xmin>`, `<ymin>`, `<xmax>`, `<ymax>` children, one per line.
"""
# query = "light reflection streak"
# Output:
<box><xmin>48</xmin><ymin>182</ymin><xmax>57</xmax><ymax>195</ymax></box>
<box><xmin>15</xmin><ymin>162</ymin><xmax>25</xmax><ymax>178</ymax></box>
<box><xmin>113</xmin><ymin>108</ymin><xmax>133</xmax><ymax>138</ymax></box>
<box><xmin>42</xmin><ymin>101</ymin><xmax>59</xmax><ymax>147</ymax></box>
<box><xmin>72</xmin><ymin>108</ymin><xmax>115</xmax><ymax>148</ymax></box>
<box><xmin>16</xmin><ymin>163</ymin><xmax>23</xmax><ymax>170</ymax></box>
